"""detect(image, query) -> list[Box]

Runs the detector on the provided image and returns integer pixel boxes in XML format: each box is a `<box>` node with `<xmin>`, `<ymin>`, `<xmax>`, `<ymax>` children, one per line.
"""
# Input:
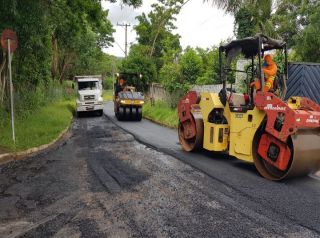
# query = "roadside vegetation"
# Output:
<box><xmin>0</xmin><ymin>99</ymin><xmax>74</xmax><ymax>152</ymax></box>
<box><xmin>0</xmin><ymin>0</ymin><xmax>136</xmax><ymax>151</ymax></box>
<box><xmin>103</xmin><ymin>90</ymin><xmax>113</xmax><ymax>102</ymax></box>
<box><xmin>0</xmin><ymin>81</ymin><xmax>76</xmax><ymax>152</ymax></box>
<box><xmin>143</xmin><ymin>101</ymin><xmax>178</xmax><ymax>128</ymax></box>
<box><xmin>1</xmin><ymin>0</ymin><xmax>319</xmax><ymax>149</ymax></box>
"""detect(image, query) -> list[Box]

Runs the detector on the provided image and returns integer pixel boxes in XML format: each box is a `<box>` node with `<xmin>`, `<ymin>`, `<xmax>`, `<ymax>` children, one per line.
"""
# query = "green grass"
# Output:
<box><xmin>103</xmin><ymin>90</ymin><xmax>113</xmax><ymax>101</ymax></box>
<box><xmin>143</xmin><ymin>101</ymin><xmax>178</xmax><ymax>128</ymax></box>
<box><xmin>0</xmin><ymin>99</ymin><xmax>75</xmax><ymax>152</ymax></box>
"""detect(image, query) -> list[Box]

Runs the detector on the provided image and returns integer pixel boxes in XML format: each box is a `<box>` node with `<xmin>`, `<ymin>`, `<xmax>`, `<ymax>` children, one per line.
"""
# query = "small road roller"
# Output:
<box><xmin>114</xmin><ymin>73</ymin><xmax>144</xmax><ymax>121</ymax></box>
<box><xmin>178</xmin><ymin>34</ymin><xmax>320</xmax><ymax>180</ymax></box>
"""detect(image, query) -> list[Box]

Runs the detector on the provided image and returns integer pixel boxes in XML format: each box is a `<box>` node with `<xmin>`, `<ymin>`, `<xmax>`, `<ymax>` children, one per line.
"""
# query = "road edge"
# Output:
<box><xmin>143</xmin><ymin>115</ymin><xmax>177</xmax><ymax>129</ymax></box>
<box><xmin>0</xmin><ymin>122</ymin><xmax>72</xmax><ymax>165</ymax></box>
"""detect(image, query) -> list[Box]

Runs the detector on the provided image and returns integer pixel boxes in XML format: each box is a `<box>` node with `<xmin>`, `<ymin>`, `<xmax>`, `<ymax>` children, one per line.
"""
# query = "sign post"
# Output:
<box><xmin>1</xmin><ymin>29</ymin><xmax>18</xmax><ymax>144</ymax></box>
<box><xmin>8</xmin><ymin>39</ymin><xmax>15</xmax><ymax>143</ymax></box>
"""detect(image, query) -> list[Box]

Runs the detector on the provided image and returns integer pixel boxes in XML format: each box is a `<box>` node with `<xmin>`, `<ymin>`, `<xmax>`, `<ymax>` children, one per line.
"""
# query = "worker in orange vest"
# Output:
<box><xmin>115</xmin><ymin>78</ymin><xmax>126</xmax><ymax>96</ymax></box>
<box><xmin>250</xmin><ymin>54</ymin><xmax>277</xmax><ymax>92</ymax></box>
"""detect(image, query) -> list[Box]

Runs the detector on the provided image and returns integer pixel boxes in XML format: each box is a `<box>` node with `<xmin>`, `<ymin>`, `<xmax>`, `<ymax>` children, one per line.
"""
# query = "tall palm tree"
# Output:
<box><xmin>203</xmin><ymin>0</ymin><xmax>243</xmax><ymax>13</ymax></box>
<box><xmin>204</xmin><ymin>0</ymin><xmax>278</xmax><ymax>38</ymax></box>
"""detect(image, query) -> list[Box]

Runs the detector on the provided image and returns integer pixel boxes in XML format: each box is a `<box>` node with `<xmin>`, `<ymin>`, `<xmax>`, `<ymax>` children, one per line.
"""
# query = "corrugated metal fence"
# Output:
<box><xmin>286</xmin><ymin>62</ymin><xmax>320</xmax><ymax>104</ymax></box>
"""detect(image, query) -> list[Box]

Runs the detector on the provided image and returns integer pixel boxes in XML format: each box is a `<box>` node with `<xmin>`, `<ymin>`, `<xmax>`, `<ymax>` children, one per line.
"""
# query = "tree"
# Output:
<box><xmin>123</xmin><ymin>0</ymin><xmax>184</xmax><ymax>90</ymax></box>
<box><xmin>234</xmin><ymin>5</ymin><xmax>258</xmax><ymax>39</ymax></box>
<box><xmin>49</xmin><ymin>0</ymin><xmax>114</xmax><ymax>81</ymax></box>
<box><xmin>0</xmin><ymin>0</ymin><xmax>117</xmax><ymax>113</ymax></box>
<box><xmin>160</xmin><ymin>63</ymin><xmax>184</xmax><ymax>93</ymax></box>
<box><xmin>205</xmin><ymin>0</ymin><xmax>275</xmax><ymax>38</ymax></box>
<box><xmin>180</xmin><ymin>47</ymin><xmax>203</xmax><ymax>84</ymax></box>
<box><xmin>273</xmin><ymin>0</ymin><xmax>320</xmax><ymax>62</ymax></box>
<box><xmin>0</xmin><ymin>0</ymin><xmax>52</xmax><ymax>88</ymax></box>
<box><xmin>134</xmin><ymin>0</ymin><xmax>183</xmax><ymax>70</ymax></box>
<box><xmin>294</xmin><ymin>5</ymin><xmax>320</xmax><ymax>62</ymax></box>
<box><xmin>204</xmin><ymin>0</ymin><xmax>242</xmax><ymax>13</ymax></box>
<box><xmin>195</xmin><ymin>47</ymin><xmax>220</xmax><ymax>85</ymax></box>
<box><xmin>108</xmin><ymin>0</ymin><xmax>143</xmax><ymax>8</ymax></box>
<box><xmin>120</xmin><ymin>45</ymin><xmax>157</xmax><ymax>91</ymax></box>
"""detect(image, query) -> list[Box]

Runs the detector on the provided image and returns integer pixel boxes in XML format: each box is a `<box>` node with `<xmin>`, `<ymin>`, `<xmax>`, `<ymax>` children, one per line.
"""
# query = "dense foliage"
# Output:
<box><xmin>121</xmin><ymin>0</ymin><xmax>223</xmax><ymax>98</ymax></box>
<box><xmin>1</xmin><ymin>0</ymin><xmax>319</xmax><ymax>117</ymax></box>
<box><xmin>120</xmin><ymin>0</ymin><xmax>184</xmax><ymax>84</ymax></box>
<box><xmin>109</xmin><ymin>0</ymin><xmax>142</xmax><ymax>7</ymax></box>
<box><xmin>207</xmin><ymin>0</ymin><xmax>320</xmax><ymax>62</ymax></box>
<box><xmin>0</xmin><ymin>0</ymin><xmax>123</xmax><ymax>118</ymax></box>
<box><xmin>273</xmin><ymin>0</ymin><xmax>320</xmax><ymax>62</ymax></box>
<box><xmin>121</xmin><ymin>45</ymin><xmax>157</xmax><ymax>91</ymax></box>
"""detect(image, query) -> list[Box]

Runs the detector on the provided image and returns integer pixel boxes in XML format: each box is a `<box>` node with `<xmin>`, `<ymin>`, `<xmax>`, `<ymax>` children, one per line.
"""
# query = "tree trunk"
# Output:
<box><xmin>58</xmin><ymin>53</ymin><xmax>74</xmax><ymax>83</ymax></box>
<box><xmin>51</xmin><ymin>34</ymin><xmax>59</xmax><ymax>80</ymax></box>
<box><xmin>149</xmin><ymin>19</ymin><xmax>166</xmax><ymax>57</ymax></box>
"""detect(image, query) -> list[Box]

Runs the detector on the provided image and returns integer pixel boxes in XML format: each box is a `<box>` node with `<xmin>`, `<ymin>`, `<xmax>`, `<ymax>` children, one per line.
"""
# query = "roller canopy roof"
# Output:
<box><xmin>220</xmin><ymin>34</ymin><xmax>286</xmax><ymax>59</ymax></box>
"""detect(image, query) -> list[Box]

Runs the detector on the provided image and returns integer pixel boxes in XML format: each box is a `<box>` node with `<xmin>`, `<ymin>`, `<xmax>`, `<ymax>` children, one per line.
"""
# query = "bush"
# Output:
<box><xmin>103</xmin><ymin>76</ymin><xmax>114</xmax><ymax>90</ymax></box>
<box><xmin>2</xmin><ymin>80</ymin><xmax>75</xmax><ymax>120</ymax></box>
<box><xmin>160</xmin><ymin>63</ymin><xmax>188</xmax><ymax>93</ymax></box>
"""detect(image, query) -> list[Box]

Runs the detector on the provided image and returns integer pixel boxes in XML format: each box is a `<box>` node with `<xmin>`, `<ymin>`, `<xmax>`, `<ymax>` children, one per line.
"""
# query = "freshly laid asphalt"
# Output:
<box><xmin>104</xmin><ymin>101</ymin><xmax>320</xmax><ymax>235</ymax></box>
<box><xmin>0</xmin><ymin>102</ymin><xmax>319</xmax><ymax>237</ymax></box>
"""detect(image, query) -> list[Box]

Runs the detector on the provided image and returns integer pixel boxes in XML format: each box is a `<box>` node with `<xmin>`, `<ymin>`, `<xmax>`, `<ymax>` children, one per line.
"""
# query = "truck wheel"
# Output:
<box><xmin>97</xmin><ymin>110</ymin><xmax>103</xmax><ymax>117</ymax></box>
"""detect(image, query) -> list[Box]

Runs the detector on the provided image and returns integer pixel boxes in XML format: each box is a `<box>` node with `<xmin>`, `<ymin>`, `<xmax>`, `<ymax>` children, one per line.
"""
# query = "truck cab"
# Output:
<box><xmin>75</xmin><ymin>75</ymin><xmax>104</xmax><ymax>116</ymax></box>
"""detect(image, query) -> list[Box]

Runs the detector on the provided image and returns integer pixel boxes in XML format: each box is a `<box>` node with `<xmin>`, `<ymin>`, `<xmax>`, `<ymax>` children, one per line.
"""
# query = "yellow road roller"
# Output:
<box><xmin>177</xmin><ymin>34</ymin><xmax>320</xmax><ymax>180</ymax></box>
<box><xmin>114</xmin><ymin>73</ymin><xmax>144</xmax><ymax>121</ymax></box>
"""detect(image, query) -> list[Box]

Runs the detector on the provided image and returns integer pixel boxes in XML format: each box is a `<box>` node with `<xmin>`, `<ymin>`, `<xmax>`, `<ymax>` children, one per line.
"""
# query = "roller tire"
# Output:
<box><xmin>117</xmin><ymin>107</ymin><xmax>124</xmax><ymax>121</ymax></box>
<box><xmin>130</xmin><ymin>107</ymin><xmax>136</xmax><ymax>121</ymax></box>
<box><xmin>178</xmin><ymin>116</ymin><xmax>203</xmax><ymax>152</ymax></box>
<box><xmin>253</xmin><ymin>128</ymin><xmax>294</xmax><ymax>181</ymax></box>
<box><xmin>124</xmin><ymin>107</ymin><xmax>131</xmax><ymax>120</ymax></box>
<box><xmin>136</xmin><ymin>107</ymin><xmax>142</xmax><ymax>121</ymax></box>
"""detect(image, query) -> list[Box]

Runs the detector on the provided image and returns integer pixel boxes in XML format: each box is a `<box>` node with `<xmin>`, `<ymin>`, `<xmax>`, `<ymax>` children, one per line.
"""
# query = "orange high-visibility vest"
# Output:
<box><xmin>263</xmin><ymin>55</ymin><xmax>277</xmax><ymax>92</ymax></box>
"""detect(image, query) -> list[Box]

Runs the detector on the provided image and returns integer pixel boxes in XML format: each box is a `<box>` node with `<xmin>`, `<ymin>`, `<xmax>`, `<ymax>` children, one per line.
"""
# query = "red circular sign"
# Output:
<box><xmin>1</xmin><ymin>29</ymin><xmax>18</xmax><ymax>53</ymax></box>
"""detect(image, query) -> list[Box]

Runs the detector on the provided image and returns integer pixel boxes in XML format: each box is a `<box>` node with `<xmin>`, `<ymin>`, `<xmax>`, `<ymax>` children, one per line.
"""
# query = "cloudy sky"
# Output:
<box><xmin>102</xmin><ymin>0</ymin><xmax>234</xmax><ymax>57</ymax></box>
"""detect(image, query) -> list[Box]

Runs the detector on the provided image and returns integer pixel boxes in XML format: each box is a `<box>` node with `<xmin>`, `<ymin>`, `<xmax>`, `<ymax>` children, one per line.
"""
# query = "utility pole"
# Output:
<box><xmin>117</xmin><ymin>23</ymin><xmax>131</xmax><ymax>58</ymax></box>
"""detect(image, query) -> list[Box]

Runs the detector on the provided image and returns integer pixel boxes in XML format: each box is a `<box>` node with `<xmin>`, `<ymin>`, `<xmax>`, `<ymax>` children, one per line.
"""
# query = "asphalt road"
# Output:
<box><xmin>0</xmin><ymin>105</ymin><xmax>319</xmax><ymax>237</ymax></box>
<box><xmin>104</xmin><ymin>101</ymin><xmax>320</xmax><ymax>236</ymax></box>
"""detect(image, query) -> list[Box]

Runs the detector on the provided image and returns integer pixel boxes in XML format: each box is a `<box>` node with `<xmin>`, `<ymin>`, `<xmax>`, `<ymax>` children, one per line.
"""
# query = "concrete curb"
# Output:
<box><xmin>0</xmin><ymin>124</ymin><xmax>72</xmax><ymax>165</ymax></box>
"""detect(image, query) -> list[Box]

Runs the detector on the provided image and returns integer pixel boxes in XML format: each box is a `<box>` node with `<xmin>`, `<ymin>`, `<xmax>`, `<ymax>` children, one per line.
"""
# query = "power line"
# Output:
<box><xmin>114</xmin><ymin>40</ymin><xmax>126</xmax><ymax>55</ymax></box>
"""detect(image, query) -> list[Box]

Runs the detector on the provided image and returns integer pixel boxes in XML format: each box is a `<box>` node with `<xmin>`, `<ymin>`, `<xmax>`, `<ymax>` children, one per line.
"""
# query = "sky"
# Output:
<box><xmin>101</xmin><ymin>0</ymin><xmax>234</xmax><ymax>57</ymax></box>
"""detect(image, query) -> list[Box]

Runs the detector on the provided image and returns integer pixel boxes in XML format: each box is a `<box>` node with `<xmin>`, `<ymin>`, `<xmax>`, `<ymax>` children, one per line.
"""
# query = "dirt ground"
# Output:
<box><xmin>0</xmin><ymin>116</ymin><xmax>319</xmax><ymax>238</ymax></box>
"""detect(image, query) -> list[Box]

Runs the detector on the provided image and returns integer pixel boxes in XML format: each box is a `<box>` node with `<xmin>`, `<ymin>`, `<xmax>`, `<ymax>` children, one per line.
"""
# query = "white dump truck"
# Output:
<box><xmin>75</xmin><ymin>75</ymin><xmax>104</xmax><ymax>116</ymax></box>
